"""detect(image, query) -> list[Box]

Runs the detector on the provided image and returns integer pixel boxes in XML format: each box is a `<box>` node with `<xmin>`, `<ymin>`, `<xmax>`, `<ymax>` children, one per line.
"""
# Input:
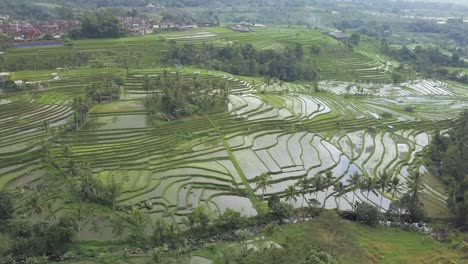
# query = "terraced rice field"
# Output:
<box><xmin>1</xmin><ymin>24</ymin><xmax>465</xmax><ymax>239</ymax></box>
<box><xmin>1</xmin><ymin>26</ymin><xmax>393</xmax><ymax>83</ymax></box>
<box><xmin>1</xmin><ymin>64</ymin><xmax>461</xmax><ymax>241</ymax></box>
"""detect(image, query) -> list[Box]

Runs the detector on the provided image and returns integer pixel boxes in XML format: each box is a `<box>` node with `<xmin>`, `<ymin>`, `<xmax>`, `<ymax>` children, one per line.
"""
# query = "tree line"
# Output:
<box><xmin>143</xmin><ymin>71</ymin><xmax>230</xmax><ymax>121</ymax></box>
<box><xmin>428</xmin><ymin>110</ymin><xmax>468</xmax><ymax>230</ymax></box>
<box><xmin>166</xmin><ymin>42</ymin><xmax>319</xmax><ymax>82</ymax></box>
<box><xmin>256</xmin><ymin>168</ymin><xmax>427</xmax><ymax>225</ymax></box>
<box><xmin>69</xmin><ymin>10</ymin><xmax>124</xmax><ymax>39</ymax></box>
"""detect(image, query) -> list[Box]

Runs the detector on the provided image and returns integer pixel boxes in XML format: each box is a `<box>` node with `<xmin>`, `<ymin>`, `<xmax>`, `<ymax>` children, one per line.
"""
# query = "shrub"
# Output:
<box><xmin>381</xmin><ymin>112</ymin><xmax>393</xmax><ymax>118</ymax></box>
<box><xmin>356</xmin><ymin>202</ymin><xmax>381</xmax><ymax>227</ymax></box>
<box><xmin>8</xmin><ymin>216</ymin><xmax>78</xmax><ymax>258</ymax></box>
<box><xmin>0</xmin><ymin>192</ymin><xmax>13</xmax><ymax>230</ymax></box>
<box><xmin>0</xmin><ymin>233</ymin><xmax>11</xmax><ymax>258</ymax></box>
<box><xmin>25</xmin><ymin>256</ymin><xmax>48</xmax><ymax>264</ymax></box>
<box><xmin>302</xmin><ymin>249</ymin><xmax>337</xmax><ymax>264</ymax></box>
<box><xmin>268</xmin><ymin>195</ymin><xmax>294</xmax><ymax>223</ymax></box>
<box><xmin>264</xmin><ymin>223</ymin><xmax>279</xmax><ymax>235</ymax></box>
<box><xmin>217</xmin><ymin>208</ymin><xmax>247</xmax><ymax>230</ymax></box>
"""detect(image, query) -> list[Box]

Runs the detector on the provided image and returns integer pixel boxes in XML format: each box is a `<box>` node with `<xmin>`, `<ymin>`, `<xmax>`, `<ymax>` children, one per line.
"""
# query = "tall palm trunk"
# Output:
<box><xmin>379</xmin><ymin>192</ymin><xmax>384</xmax><ymax>212</ymax></box>
<box><xmin>323</xmin><ymin>189</ymin><xmax>328</xmax><ymax>208</ymax></box>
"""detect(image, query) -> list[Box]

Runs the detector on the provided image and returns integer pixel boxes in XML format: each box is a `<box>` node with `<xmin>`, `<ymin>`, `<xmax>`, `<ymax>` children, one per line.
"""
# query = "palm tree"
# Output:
<box><xmin>333</xmin><ymin>182</ymin><xmax>345</xmax><ymax>211</ymax></box>
<box><xmin>27</xmin><ymin>190</ymin><xmax>43</xmax><ymax>216</ymax></box>
<box><xmin>296</xmin><ymin>177</ymin><xmax>311</xmax><ymax>208</ymax></box>
<box><xmin>296</xmin><ymin>177</ymin><xmax>312</xmax><ymax>220</ymax></box>
<box><xmin>346</xmin><ymin>172</ymin><xmax>363</xmax><ymax>206</ymax></box>
<box><xmin>284</xmin><ymin>185</ymin><xmax>298</xmax><ymax>206</ymax></box>
<box><xmin>407</xmin><ymin>171</ymin><xmax>424</xmax><ymax>200</ymax></box>
<box><xmin>312</xmin><ymin>174</ymin><xmax>324</xmax><ymax>201</ymax></box>
<box><xmin>255</xmin><ymin>173</ymin><xmax>272</xmax><ymax>200</ymax></box>
<box><xmin>107</xmin><ymin>218</ymin><xmax>126</xmax><ymax>238</ymax></box>
<box><xmin>322</xmin><ymin>172</ymin><xmax>336</xmax><ymax>208</ymax></box>
<box><xmin>446</xmin><ymin>178</ymin><xmax>459</xmax><ymax>209</ymax></box>
<box><xmin>361</xmin><ymin>176</ymin><xmax>375</xmax><ymax>200</ymax></box>
<box><xmin>388</xmin><ymin>176</ymin><xmax>403</xmax><ymax>201</ymax></box>
<box><xmin>377</xmin><ymin>172</ymin><xmax>391</xmax><ymax>211</ymax></box>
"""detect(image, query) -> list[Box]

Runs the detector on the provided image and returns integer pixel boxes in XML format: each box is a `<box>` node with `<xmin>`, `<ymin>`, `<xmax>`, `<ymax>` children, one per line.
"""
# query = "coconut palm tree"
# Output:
<box><xmin>388</xmin><ymin>176</ymin><xmax>403</xmax><ymax>201</ymax></box>
<box><xmin>312</xmin><ymin>174</ymin><xmax>324</xmax><ymax>201</ymax></box>
<box><xmin>296</xmin><ymin>177</ymin><xmax>312</xmax><ymax>220</ymax></box>
<box><xmin>255</xmin><ymin>173</ymin><xmax>272</xmax><ymax>200</ymax></box>
<box><xmin>284</xmin><ymin>185</ymin><xmax>298</xmax><ymax>206</ymax></box>
<box><xmin>322</xmin><ymin>172</ymin><xmax>336</xmax><ymax>208</ymax></box>
<box><xmin>362</xmin><ymin>176</ymin><xmax>376</xmax><ymax>201</ymax></box>
<box><xmin>27</xmin><ymin>190</ymin><xmax>43</xmax><ymax>216</ymax></box>
<box><xmin>377</xmin><ymin>172</ymin><xmax>391</xmax><ymax>211</ymax></box>
<box><xmin>109</xmin><ymin>218</ymin><xmax>127</xmax><ymax>238</ymax></box>
<box><xmin>346</xmin><ymin>172</ymin><xmax>363</xmax><ymax>206</ymax></box>
<box><xmin>296</xmin><ymin>177</ymin><xmax>311</xmax><ymax>208</ymax></box>
<box><xmin>407</xmin><ymin>171</ymin><xmax>424</xmax><ymax>200</ymax></box>
<box><xmin>333</xmin><ymin>182</ymin><xmax>346</xmax><ymax>211</ymax></box>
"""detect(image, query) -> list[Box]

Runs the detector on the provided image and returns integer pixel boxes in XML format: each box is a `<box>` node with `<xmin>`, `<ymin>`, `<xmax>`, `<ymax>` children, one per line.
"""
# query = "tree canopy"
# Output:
<box><xmin>70</xmin><ymin>10</ymin><xmax>123</xmax><ymax>39</ymax></box>
<box><xmin>428</xmin><ymin>110</ymin><xmax>468</xmax><ymax>230</ymax></box>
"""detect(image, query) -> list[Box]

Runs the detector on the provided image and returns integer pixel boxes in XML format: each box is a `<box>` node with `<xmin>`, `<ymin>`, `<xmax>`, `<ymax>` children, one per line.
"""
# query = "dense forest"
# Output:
<box><xmin>69</xmin><ymin>10</ymin><xmax>124</xmax><ymax>39</ymax></box>
<box><xmin>166</xmin><ymin>42</ymin><xmax>319</xmax><ymax>82</ymax></box>
<box><xmin>143</xmin><ymin>72</ymin><xmax>230</xmax><ymax>121</ymax></box>
<box><xmin>383</xmin><ymin>44</ymin><xmax>467</xmax><ymax>79</ymax></box>
<box><xmin>428</xmin><ymin>110</ymin><xmax>468</xmax><ymax>230</ymax></box>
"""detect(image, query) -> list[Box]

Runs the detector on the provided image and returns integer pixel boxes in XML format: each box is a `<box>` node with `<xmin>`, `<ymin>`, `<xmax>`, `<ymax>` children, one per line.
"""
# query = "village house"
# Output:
<box><xmin>328</xmin><ymin>31</ymin><xmax>350</xmax><ymax>41</ymax></box>
<box><xmin>120</xmin><ymin>17</ymin><xmax>154</xmax><ymax>36</ymax></box>
<box><xmin>230</xmin><ymin>24</ymin><xmax>251</xmax><ymax>32</ymax></box>
<box><xmin>0</xmin><ymin>19</ymin><xmax>81</xmax><ymax>40</ymax></box>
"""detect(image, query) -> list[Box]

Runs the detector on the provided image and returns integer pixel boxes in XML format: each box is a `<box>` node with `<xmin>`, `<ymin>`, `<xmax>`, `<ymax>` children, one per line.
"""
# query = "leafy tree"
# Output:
<box><xmin>217</xmin><ymin>208</ymin><xmax>247</xmax><ymax>230</ymax></box>
<box><xmin>73</xmin><ymin>10</ymin><xmax>124</xmax><ymax>39</ymax></box>
<box><xmin>309</xmin><ymin>45</ymin><xmax>321</xmax><ymax>55</ymax></box>
<box><xmin>349</xmin><ymin>33</ymin><xmax>361</xmax><ymax>46</ymax></box>
<box><xmin>355</xmin><ymin>202</ymin><xmax>380</xmax><ymax>227</ymax></box>
<box><xmin>8</xmin><ymin>216</ymin><xmax>77</xmax><ymax>258</ymax></box>
<box><xmin>187</xmin><ymin>205</ymin><xmax>211</xmax><ymax>229</ymax></box>
<box><xmin>46</xmin><ymin>216</ymin><xmax>79</xmax><ymax>255</ymax></box>
<box><xmin>399</xmin><ymin>193</ymin><xmax>426</xmax><ymax>223</ymax></box>
<box><xmin>268</xmin><ymin>194</ymin><xmax>294</xmax><ymax>223</ymax></box>
<box><xmin>74</xmin><ymin>170</ymin><xmax>121</xmax><ymax>208</ymax></box>
<box><xmin>314</xmin><ymin>210</ymin><xmax>353</xmax><ymax>256</ymax></box>
<box><xmin>391</xmin><ymin>71</ymin><xmax>405</xmax><ymax>84</ymax></box>
<box><xmin>152</xmin><ymin>218</ymin><xmax>178</xmax><ymax>246</ymax></box>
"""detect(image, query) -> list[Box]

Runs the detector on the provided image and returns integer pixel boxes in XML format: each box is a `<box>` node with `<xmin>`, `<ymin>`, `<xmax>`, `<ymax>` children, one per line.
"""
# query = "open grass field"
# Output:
<box><xmin>189</xmin><ymin>222</ymin><xmax>467</xmax><ymax>263</ymax></box>
<box><xmin>65</xmin><ymin>222</ymin><xmax>467</xmax><ymax>264</ymax></box>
